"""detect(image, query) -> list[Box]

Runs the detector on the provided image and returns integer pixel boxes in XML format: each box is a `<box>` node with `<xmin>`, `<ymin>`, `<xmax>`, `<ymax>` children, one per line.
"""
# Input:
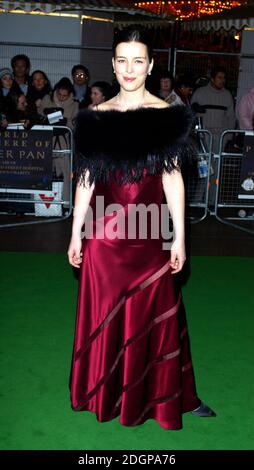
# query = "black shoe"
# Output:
<box><xmin>191</xmin><ymin>401</ymin><xmax>216</xmax><ymax>417</ymax></box>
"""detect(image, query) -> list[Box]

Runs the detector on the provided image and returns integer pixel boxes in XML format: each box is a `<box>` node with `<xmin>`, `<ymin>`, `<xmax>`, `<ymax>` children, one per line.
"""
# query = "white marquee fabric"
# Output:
<box><xmin>0</xmin><ymin>0</ymin><xmax>173</xmax><ymax>26</ymax></box>
<box><xmin>183</xmin><ymin>4</ymin><xmax>254</xmax><ymax>31</ymax></box>
<box><xmin>0</xmin><ymin>0</ymin><xmax>168</xmax><ymax>16</ymax></box>
<box><xmin>183</xmin><ymin>17</ymin><xmax>254</xmax><ymax>31</ymax></box>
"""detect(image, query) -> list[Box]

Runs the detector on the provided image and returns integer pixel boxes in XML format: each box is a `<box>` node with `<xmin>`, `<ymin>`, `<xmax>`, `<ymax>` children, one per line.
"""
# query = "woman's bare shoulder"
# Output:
<box><xmin>146</xmin><ymin>93</ymin><xmax>169</xmax><ymax>109</ymax></box>
<box><xmin>94</xmin><ymin>93</ymin><xmax>169</xmax><ymax>111</ymax></box>
<box><xmin>96</xmin><ymin>96</ymin><xmax>118</xmax><ymax>111</ymax></box>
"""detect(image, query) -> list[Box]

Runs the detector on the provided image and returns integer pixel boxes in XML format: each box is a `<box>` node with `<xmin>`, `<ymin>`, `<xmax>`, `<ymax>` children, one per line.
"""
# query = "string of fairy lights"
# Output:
<box><xmin>134</xmin><ymin>1</ymin><xmax>246</xmax><ymax>19</ymax></box>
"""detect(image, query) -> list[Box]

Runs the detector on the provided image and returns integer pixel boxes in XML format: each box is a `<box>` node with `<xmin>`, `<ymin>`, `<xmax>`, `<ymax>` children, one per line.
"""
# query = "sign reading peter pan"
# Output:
<box><xmin>0</xmin><ymin>128</ymin><xmax>53</xmax><ymax>189</ymax></box>
<box><xmin>238</xmin><ymin>133</ymin><xmax>254</xmax><ymax>200</ymax></box>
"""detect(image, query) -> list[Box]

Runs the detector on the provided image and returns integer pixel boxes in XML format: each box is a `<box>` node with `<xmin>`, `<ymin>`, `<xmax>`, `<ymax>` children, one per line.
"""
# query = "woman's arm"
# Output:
<box><xmin>162</xmin><ymin>168</ymin><xmax>186</xmax><ymax>274</ymax></box>
<box><xmin>37</xmin><ymin>94</ymin><xmax>50</xmax><ymax>116</ymax></box>
<box><xmin>67</xmin><ymin>171</ymin><xmax>95</xmax><ymax>268</ymax></box>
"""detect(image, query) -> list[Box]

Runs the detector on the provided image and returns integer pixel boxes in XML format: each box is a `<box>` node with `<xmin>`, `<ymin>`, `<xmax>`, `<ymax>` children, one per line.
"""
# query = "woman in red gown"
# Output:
<box><xmin>68</xmin><ymin>28</ymin><xmax>216</xmax><ymax>430</ymax></box>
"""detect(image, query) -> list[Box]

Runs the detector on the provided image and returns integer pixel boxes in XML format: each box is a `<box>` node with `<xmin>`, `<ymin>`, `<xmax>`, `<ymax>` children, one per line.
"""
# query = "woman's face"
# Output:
<box><xmin>113</xmin><ymin>41</ymin><xmax>153</xmax><ymax>92</ymax></box>
<box><xmin>90</xmin><ymin>87</ymin><xmax>105</xmax><ymax>105</ymax></box>
<box><xmin>1</xmin><ymin>74</ymin><xmax>13</xmax><ymax>89</ymax></box>
<box><xmin>32</xmin><ymin>72</ymin><xmax>47</xmax><ymax>91</ymax></box>
<box><xmin>17</xmin><ymin>94</ymin><xmax>27</xmax><ymax>111</ymax></box>
<box><xmin>56</xmin><ymin>88</ymin><xmax>70</xmax><ymax>102</ymax></box>
<box><xmin>160</xmin><ymin>78</ymin><xmax>172</xmax><ymax>93</ymax></box>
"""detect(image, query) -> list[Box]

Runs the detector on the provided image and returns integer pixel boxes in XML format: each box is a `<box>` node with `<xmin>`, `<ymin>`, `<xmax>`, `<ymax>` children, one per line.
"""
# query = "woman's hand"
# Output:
<box><xmin>170</xmin><ymin>239</ymin><xmax>186</xmax><ymax>274</ymax></box>
<box><xmin>68</xmin><ymin>235</ymin><xmax>83</xmax><ymax>268</ymax></box>
<box><xmin>35</xmin><ymin>99</ymin><xmax>42</xmax><ymax>109</ymax></box>
<box><xmin>20</xmin><ymin>119</ymin><xmax>30</xmax><ymax>128</ymax></box>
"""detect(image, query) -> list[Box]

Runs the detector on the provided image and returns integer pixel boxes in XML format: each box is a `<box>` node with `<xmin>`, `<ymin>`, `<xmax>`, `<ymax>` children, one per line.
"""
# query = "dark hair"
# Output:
<box><xmin>91</xmin><ymin>81</ymin><xmax>113</xmax><ymax>101</ymax></box>
<box><xmin>11</xmin><ymin>54</ymin><xmax>31</xmax><ymax>71</ymax></box>
<box><xmin>176</xmin><ymin>75</ymin><xmax>194</xmax><ymax>89</ymax></box>
<box><xmin>31</xmin><ymin>70</ymin><xmax>52</xmax><ymax>93</ymax></box>
<box><xmin>71</xmin><ymin>64</ymin><xmax>90</xmax><ymax>78</ymax></box>
<box><xmin>159</xmin><ymin>70</ymin><xmax>174</xmax><ymax>80</ymax></box>
<box><xmin>10</xmin><ymin>92</ymin><xmax>26</xmax><ymax>108</ymax></box>
<box><xmin>113</xmin><ymin>27</ymin><xmax>153</xmax><ymax>62</ymax></box>
<box><xmin>210</xmin><ymin>66</ymin><xmax>227</xmax><ymax>79</ymax></box>
<box><xmin>54</xmin><ymin>77</ymin><xmax>74</xmax><ymax>95</ymax></box>
<box><xmin>159</xmin><ymin>70</ymin><xmax>175</xmax><ymax>88</ymax></box>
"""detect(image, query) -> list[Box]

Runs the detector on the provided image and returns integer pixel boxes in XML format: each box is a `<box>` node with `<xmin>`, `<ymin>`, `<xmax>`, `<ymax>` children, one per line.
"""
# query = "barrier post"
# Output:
<box><xmin>214</xmin><ymin>129</ymin><xmax>254</xmax><ymax>235</ymax></box>
<box><xmin>185</xmin><ymin>128</ymin><xmax>212</xmax><ymax>223</ymax></box>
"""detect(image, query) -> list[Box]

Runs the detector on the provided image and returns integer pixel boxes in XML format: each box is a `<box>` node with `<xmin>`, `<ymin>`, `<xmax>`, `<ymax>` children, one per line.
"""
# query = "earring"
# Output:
<box><xmin>148</xmin><ymin>71</ymin><xmax>151</xmax><ymax>76</ymax></box>
<box><xmin>113</xmin><ymin>70</ymin><xmax>116</xmax><ymax>74</ymax></box>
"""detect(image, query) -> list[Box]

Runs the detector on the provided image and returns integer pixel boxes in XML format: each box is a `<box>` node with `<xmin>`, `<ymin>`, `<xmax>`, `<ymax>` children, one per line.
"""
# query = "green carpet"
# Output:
<box><xmin>0</xmin><ymin>252</ymin><xmax>253</xmax><ymax>450</ymax></box>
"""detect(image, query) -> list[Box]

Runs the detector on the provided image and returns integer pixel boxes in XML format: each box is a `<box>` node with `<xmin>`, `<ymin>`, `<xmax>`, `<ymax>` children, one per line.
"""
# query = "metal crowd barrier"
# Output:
<box><xmin>1</xmin><ymin>124</ymin><xmax>254</xmax><ymax>236</ymax></box>
<box><xmin>185</xmin><ymin>128</ymin><xmax>212</xmax><ymax>223</ymax></box>
<box><xmin>0</xmin><ymin>125</ymin><xmax>73</xmax><ymax>228</ymax></box>
<box><xmin>214</xmin><ymin>129</ymin><xmax>254</xmax><ymax>235</ymax></box>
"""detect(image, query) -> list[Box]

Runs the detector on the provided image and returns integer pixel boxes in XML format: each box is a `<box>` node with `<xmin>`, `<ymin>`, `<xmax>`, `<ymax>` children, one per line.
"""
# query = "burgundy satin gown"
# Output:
<box><xmin>70</xmin><ymin>173</ymin><xmax>199</xmax><ymax>430</ymax></box>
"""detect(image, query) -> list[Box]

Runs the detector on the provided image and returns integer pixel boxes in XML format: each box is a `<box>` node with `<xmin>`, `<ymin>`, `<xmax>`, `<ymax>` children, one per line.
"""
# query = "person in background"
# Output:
<box><xmin>157</xmin><ymin>70</ymin><xmax>175</xmax><ymax>104</ymax></box>
<box><xmin>7</xmin><ymin>93</ymin><xmax>41</xmax><ymax>128</ymax></box>
<box><xmin>39</xmin><ymin>77</ymin><xmax>79</xmax><ymax>210</ymax></box>
<box><xmin>158</xmin><ymin>73</ymin><xmax>193</xmax><ymax>108</ymax></box>
<box><xmin>71</xmin><ymin>64</ymin><xmax>91</xmax><ymax>108</ymax></box>
<box><xmin>0</xmin><ymin>114</ymin><xmax>8</xmax><ymax>129</ymax></box>
<box><xmin>191</xmin><ymin>66</ymin><xmax>235</xmax><ymax>206</ymax></box>
<box><xmin>26</xmin><ymin>70</ymin><xmax>52</xmax><ymax>111</ymax></box>
<box><xmin>173</xmin><ymin>75</ymin><xmax>194</xmax><ymax>107</ymax></box>
<box><xmin>236</xmin><ymin>87</ymin><xmax>254</xmax><ymax>130</ymax></box>
<box><xmin>0</xmin><ymin>67</ymin><xmax>21</xmax><ymax>119</ymax></box>
<box><xmin>191</xmin><ymin>66</ymin><xmax>235</xmax><ymax>153</ymax></box>
<box><xmin>11</xmin><ymin>54</ymin><xmax>31</xmax><ymax>95</ymax></box>
<box><xmin>39</xmin><ymin>77</ymin><xmax>79</xmax><ymax>129</ymax></box>
<box><xmin>88</xmin><ymin>81</ymin><xmax>113</xmax><ymax>109</ymax></box>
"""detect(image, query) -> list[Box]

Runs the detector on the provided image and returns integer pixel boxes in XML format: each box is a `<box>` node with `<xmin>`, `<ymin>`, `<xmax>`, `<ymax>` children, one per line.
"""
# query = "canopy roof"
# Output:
<box><xmin>0</xmin><ymin>0</ymin><xmax>174</xmax><ymax>27</ymax></box>
<box><xmin>183</xmin><ymin>3</ymin><xmax>254</xmax><ymax>31</ymax></box>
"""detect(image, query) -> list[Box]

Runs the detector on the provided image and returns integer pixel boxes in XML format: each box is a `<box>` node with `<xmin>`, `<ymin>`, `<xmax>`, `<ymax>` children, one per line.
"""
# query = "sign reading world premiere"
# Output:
<box><xmin>0</xmin><ymin>128</ymin><xmax>53</xmax><ymax>190</ymax></box>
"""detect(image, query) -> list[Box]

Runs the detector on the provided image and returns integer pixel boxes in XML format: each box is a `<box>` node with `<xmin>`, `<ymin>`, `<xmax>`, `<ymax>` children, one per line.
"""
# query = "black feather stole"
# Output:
<box><xmin>74</xmin><ymin>105</ymin><xmax>195</xmax><ymax>184</ymax></box>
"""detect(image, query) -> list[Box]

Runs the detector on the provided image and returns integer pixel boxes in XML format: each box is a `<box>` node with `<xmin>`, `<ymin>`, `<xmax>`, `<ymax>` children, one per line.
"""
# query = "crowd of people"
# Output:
<box><xmin>0</xmin><ymin>53</ymin><xmax>253</xmax><ymax>211</ymax></box>
<box><xmin>0</xmin><ymin>56</ymin><xmax>115</xmax><ymax>208</ymax></box>
<box><xmin>1</xmin><ymin>54</ymin><xmax>252</xmax><ymax>144</ymax></box>
<box><xmin>0</xmin><ymin>55</ymin><xmax>115</xmax><ymax>130</ymax></box>
<box><xmin>157</xmin><ymin>67</ymin><xmax>254</xmax><ymax>150</ymax></box>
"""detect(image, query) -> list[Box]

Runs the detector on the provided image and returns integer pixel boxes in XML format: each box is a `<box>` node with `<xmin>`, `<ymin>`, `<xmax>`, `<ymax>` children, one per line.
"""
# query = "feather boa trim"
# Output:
<box><xmin>74</xmin><ymin>105</ymin><xmax>194</xmax><ymax>184</ymax></box>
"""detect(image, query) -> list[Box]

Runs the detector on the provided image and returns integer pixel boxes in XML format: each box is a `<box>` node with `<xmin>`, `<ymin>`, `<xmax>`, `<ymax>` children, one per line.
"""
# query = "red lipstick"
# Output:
<box><xmin>123</xmin><ymin>77</ymin><xmax>135</xmax><ymax>82</ymax></box>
